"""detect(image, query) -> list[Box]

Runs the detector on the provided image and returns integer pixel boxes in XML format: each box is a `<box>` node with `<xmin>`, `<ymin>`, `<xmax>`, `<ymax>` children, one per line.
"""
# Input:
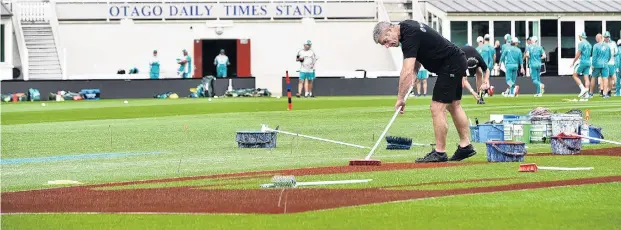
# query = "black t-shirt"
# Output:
<box><xmin>399</xmin><ymin>20</ymin><xmax>462</xmax><ymax>73</ymax></box>
<box><xmin>461</xmin><ymin>46</ymin><xmax>488</xmax><ymax>74</ymax></box>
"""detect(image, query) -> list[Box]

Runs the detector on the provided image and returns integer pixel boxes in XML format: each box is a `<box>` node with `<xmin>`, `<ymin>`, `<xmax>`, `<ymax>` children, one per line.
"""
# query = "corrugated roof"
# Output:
<box><xmin>425</xmin><ymin>0</ymin><xmax>621</xmax><ymax>13</ymax></box>
<box><xmin>1</xmin><ymin>4</ymin><xmax>12</xmax><ymax>17</ymax></box>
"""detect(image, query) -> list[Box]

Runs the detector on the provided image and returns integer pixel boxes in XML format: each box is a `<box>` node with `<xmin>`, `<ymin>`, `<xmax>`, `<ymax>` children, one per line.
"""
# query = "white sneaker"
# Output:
<box><xmin>578</xmin><ymin>88</ymin><xmax>588</xmax><ymax>98</ymax></box>
<box><xmin>534</xmin><ymin>94</ymin><xmax>541</xmax><ymax>97</ymax></box>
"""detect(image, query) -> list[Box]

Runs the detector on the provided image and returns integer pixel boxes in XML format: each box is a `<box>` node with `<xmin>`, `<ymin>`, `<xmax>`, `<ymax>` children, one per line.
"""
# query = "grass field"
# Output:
<box><xmin>2</xmin><ymin>94</ymin><xmax>621</xmax><ymax>229</ymax></box>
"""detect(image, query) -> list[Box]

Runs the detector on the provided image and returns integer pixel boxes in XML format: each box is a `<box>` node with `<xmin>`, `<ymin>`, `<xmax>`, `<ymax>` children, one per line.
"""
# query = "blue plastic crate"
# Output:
<box><xmin>471</xmin><ymin>124</ymin><xmax>504</xmax><ymax>143</ymax></box>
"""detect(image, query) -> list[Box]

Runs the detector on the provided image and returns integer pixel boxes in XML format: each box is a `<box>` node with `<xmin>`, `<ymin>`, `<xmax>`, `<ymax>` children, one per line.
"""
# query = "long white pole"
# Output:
<box><xmin>365</xmin><ymin>85</ymin><xmax>415</xmax><ymax>160</ymax></box>
<box><xmin>264</xmin><ymin>127</ymin><xmax>369</xmax><ymax>149</ymax></box>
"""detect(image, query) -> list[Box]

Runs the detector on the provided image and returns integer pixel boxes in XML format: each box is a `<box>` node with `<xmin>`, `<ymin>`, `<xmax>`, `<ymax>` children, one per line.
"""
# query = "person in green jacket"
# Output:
<box><xmin>615</xmin><ymin>39</ymin><xmax>621</xmax><ymax>96</ymax></box>
<box><xmin>570</xmin><ymin>32</ymin><xmax>592</xmax><ymax>98</ymax></box>
<box><xmin>500</xmin><ymin>37</ymin><xmax>524</xmax><ymax>97</ymax></box>
<box><xmin>525</xmin><ymin>36</ymin><xmax>546</xmax><ymax>97</ymax></box>
<box><xmin>149</xmin><ymin>50</ymin><xmax>160</xmax><ymax>79</ymax></box>
<box><xmin>591</xmin><ymin>33</ymin><xmax>612</xmax><ymax>98</ymax></box>
<box><xmin>603</xmin><ymin>31</ymin><xmax>618</xmax><ymax>97</ymax></box>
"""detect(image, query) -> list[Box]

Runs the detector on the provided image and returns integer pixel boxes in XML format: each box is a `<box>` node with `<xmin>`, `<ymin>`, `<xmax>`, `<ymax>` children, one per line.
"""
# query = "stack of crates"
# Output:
<box><xmin>502</xmin><ymin>115</ymin><xmax>532</xmax><ymax>143</ymax></box>
<box><xmin>530</xmin><ymin>115</ymin><xmax>552</xmax><ymax>143</ymax></box>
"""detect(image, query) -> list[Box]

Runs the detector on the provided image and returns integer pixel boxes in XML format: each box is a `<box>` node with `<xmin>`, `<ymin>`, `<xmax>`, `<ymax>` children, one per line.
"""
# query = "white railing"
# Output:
<box><xmin>47</xmin><ymin>0</ymin><xmax>66</xmax><ymax>79</ymax></box>
<box><xmin>16</xmin><ymin>1</ymin><xmax>50</xmax><ymax>22</ymax></box>
<box><xmin>11</xmin><ymin>3</ymin><xmax>30</xmax><ymax>80</ymax></box>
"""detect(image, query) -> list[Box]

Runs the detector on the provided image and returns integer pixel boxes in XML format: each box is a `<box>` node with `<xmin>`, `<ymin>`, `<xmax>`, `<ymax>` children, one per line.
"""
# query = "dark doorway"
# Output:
<box><xmin>202</xmin><ymin>39</ymin><xmax>238</xmax><ymax>78</ymax></box>
<box><xmin>540</xmin><ymin>19</ymin><xmax>558</xmax><ymax>76</ymax></box>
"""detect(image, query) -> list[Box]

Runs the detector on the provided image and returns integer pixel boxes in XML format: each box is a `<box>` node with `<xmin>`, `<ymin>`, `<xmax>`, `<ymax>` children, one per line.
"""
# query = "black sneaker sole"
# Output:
<box><xmin>449</xmin><ymin>151</ymin><xmax>477</xmax><ymax>161</ymax></box>
<box><xmin>415</xmin><ymin>157</ymin><xmax>448</xmax><ymax>163</ymax></box>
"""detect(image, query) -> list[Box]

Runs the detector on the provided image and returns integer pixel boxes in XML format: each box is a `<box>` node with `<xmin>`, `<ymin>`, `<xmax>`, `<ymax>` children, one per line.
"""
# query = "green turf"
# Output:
<box><xmin>2</xmin><ymin>94</ymin><xmax>621</xmax><ymax>229</ymax></box>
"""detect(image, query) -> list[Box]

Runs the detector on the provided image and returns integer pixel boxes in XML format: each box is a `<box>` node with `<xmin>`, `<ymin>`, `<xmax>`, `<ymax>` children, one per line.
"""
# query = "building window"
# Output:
<box><xmin>471</xmin><ymin>21</ymin><xmax>489</xmax><ymax>45</ymax></box>
<box><xmin>427</xmin><ymin>12</ymin><xmax>432</xmax><ymax>26</ymax></box>
<box><xmin>528</xmin><ymin>21</ymin><xmax>540</xmax><ymax>40</ymax></box>
<box><xmin>438</xmin><ymin>17</ymin><xmax>443</xmax><ymax>36</ymax></box>
<box><xmin>1</xmin><ymin>24</ymin><xmax>4</xmax><ymax>63</ymax></box>
<box><xmin>560</xmin><ymin>21</ymin><xmax>575</xmax><ymax>59</ymax></box>
<box><xmin>606</xmin><ymin>21</ymin><xmax>621</xmax><ymax>42</ymax></box>
<box><xmin>585</xmin><ymin>21</ymin><xmax>602</xmax><ymax>45</ymax></box>
<box><xmin>494</xmin><ymin>21</ymin><xmax>511</xmax><ymax>44</ymax></box>
<box><xmin>450</xmin><ymin>21</ymin><xmax>467</xmax><ymax>46</ymax></box>
<box><xmin>515</xmin><ymin>21</ymin><xmax>526</xmax><ymax>51</ymax></box>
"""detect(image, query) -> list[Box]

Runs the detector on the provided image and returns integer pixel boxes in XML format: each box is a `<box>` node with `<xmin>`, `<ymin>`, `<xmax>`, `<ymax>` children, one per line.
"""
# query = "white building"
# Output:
<box><xmin>1</xmin><ymin>3</ymin><xmax>14</xmax><ymax>80</ymax></box>
<box><xmin>420</xmin><ymin>0</ymin><xmax>621</xmax><ymax>76</ymax></box>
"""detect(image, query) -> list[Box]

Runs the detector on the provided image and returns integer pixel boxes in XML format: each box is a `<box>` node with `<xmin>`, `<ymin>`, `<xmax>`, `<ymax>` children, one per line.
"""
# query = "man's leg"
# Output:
<box><xmin>507</xmin><ymin>68</ymin><xmax>517</xmax><ymax>95</ymax></box>
<box><xmin>307</xmin><ymin>80</ymin><xmax>314</xmax><ymax>97</ymax></box>
<box><xmin>416</xmin><ymin>80</ymin><xmax>421</xmax><ymax>95</ymax></box>
<box><xmin>307</xmin><ymin>72</ymin><xmax>315</xmax><ymax>97</ymax></box>
<box><xmin>297</xmin><ymin>73</ymin><xmax>306</xmax><ymax>97</ymax></box>
<box><xmin>609</xmin><ymin>65</ymin><xmax>616</xmax><ymax>96</ymax></box>
<box><xmin>431</xmin><ymin>101</ymin><xmax>449</xmax><ymax>153</ymax></box>
<box><xmin>616</xmin><ymin>70</ymin><xmax>621</xmax><ymax>95</ymax></box>
<box><xmin>423</xmin><ymin>79</ymin><xmax>428</xmax><ymax>96</ymax></box>
<box><xmin>573</xmin><ymin>64</ymin><xmax>588</xmax><ymax>97</ymax></box>
<box><xmin>416</xmin><ymin>73</ymin><xmax>454</xmax><ymax>163</ymax></box>
<box><xmin>446</xmin><ymin>100</ymin><xmax>471</xmax><ymax>148</ymax></box>
<box><xmin>531</xmin><ymin>67</ymin><xmax>541</xmax><ymax>95</ymax></box>
<box><xmin>602</xmin><ymin>68</ymin><xmax>610</xmax><ymax>97</ymax></box>
<box><xmin>447</xmin><ymin>77</ymin><xmax>476</xmax><ymax>161</ymax></box>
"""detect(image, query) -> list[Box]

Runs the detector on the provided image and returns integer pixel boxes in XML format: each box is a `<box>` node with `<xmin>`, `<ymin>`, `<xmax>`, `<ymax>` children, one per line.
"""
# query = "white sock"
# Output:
<box><xmin>579</xmin><ymin>84</ymin><xmax>586</xmax><ymax>90</ymax></box>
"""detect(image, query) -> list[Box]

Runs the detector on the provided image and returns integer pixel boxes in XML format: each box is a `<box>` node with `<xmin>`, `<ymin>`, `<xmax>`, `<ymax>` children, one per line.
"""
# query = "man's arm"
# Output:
<box><xmin>571</xmin><ymin>50</ymin><xmax>582</xmax><ymax>66</ymax></box>
<box><xmin>398</xmin><ymin>58</ymin><xmax>418</xmax><ymax>100</ymax></box>
<box><xmin>462</xmin><ymin>77</ymin><xmax>479</xmax><ymax>100</ymax></box>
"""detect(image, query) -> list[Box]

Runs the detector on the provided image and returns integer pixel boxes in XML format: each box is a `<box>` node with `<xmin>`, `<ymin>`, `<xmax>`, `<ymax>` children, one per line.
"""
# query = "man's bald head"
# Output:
<box><xmin>596</xmin><ymin>33</ymin><xmax>603</xmax><ymax>43</ymax></box>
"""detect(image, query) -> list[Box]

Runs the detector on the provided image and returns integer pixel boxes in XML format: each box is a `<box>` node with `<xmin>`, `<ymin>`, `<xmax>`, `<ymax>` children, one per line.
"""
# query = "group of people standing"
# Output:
<box><xmin>148</xmin><ymin>49</ymin><xmax>231</xmax><ymax>79</ymax></box>
<box><xmin>571</xmin><ymin>31</ymin><xmax>620</xmax><ymax>99</ymax></box>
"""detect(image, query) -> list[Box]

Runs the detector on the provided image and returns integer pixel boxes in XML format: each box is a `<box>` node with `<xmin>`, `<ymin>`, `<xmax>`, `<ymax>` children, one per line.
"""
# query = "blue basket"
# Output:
<box><xmin>471</xmin><ymin>124</ymin><xmax>504</xmax><ymax>143</ymax></box>
<box><xmin>236</xmin><ymin>131</ymin><xmax>278</xmax><ymax>148</ymax></box>
<box><xmin>485</xmin><ymin>141</ymin><xmax>527</xmax><ymax>162</ymax></box>
<box><xmin>588</xmin><ymin>126</ymin><xmax>603</xmax><ymax>144</ymax></box>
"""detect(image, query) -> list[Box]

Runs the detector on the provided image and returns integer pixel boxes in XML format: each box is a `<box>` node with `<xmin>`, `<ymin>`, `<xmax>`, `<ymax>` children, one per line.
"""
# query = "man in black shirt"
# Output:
<box><xmin>461</xmin><ymin>45</ymin><xmax>493</xmax><ymax>104</ymax></box>
<box><xmin>372</xmin><ymin>20</ymin><xmax>476</xmax><ymax>163</ymax></box>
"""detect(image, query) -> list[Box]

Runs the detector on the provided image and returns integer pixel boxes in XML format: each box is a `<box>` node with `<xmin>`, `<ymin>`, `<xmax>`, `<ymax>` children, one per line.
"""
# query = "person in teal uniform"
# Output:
<box><xmin>499</xmin><ymin>34</ymin><xmax>513</xmax><ymax>77</ymax></box>
<box><xmin>616</xmin><ymin>39</ymin><xmax>621</xmax><ymax>96</ymax></box>
<box><xmin>149</xmin><ymin>50</ymin><xmax>160</xmax><ymax>79</ymax></box>
<box><xmin>570</xmin><ymin>32</ymin><xmax>592</xmax><ymax>98</ymax></box>
<box><xmin>591</xmin><ymin>33</ymin><xmax>612</xmax><ymax>98</ymax></box>
<box><xmin>177</xmin><ymin>49</ymin><xmax>193</xmax><ymax>78</ymax></box>
<box><xmin>500</xmin><ymin>37</ymin><xmax>524</xmax><ymax>97</ymax></box>
<box><xmin>603</xmin><ymin>31</ymin><xmax>618</xmax><ymax>97</ymax></box>
<box><xmin>415</xmin><ymin>65</ymin><xmax>429</xmax><ymax>97</ymax></box>
<box><xmin>525</xmin><ymin>36</ymin><xmax>546</xmax><ymax>97</ymax></box>
<box><xmin>214</xmin><ymin>49</ymin><xmax>230</xmax><ymax>78</ymax></box>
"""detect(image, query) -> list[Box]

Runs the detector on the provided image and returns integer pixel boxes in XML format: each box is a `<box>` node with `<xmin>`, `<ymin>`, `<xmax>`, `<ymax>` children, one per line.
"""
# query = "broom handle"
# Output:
<box><xmin>267</xmin><ymin>128</ymin><xmax>370</xmax><ymax>149</ymax></box>
<box><xmin>573</xmin><ymin>134</ymin><xmax>621</xmax><ymax>145</ymax></box>
<box><xmin>365</xmin><ymin>85</ymin><xmax>415</xmax><ymax>160</ymax></box>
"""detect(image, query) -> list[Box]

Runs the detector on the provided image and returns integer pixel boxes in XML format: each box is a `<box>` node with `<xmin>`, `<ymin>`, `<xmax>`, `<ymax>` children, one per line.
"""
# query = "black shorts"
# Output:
<box><xmin>432</xmin><ymin>52</ymin><xmax>468</xmax><ymax>103</ymax></box>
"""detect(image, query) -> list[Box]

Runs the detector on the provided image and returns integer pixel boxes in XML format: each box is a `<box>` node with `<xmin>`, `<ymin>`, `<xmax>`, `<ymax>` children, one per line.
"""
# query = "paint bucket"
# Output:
<box><xmin>551</xmin><ymin>114</ymin><xmax>583</xmax><ymax>136</ymax></box>
<box><xmin>471</xmin><ymin>124</ymin><xmax>504</xmax><ymax>143</ymax></box>
<box><xmin>530</xmin><ymin>124</ymin><xmax>547</xmax><ymax>143</ymax></box>
<box><xmin>550</xmin><ymin>133</ymin><xmax>581</xmax><ymax>155</ymax></box>
<box><xmin>485</xmin><ymin>141</ymin><xmax>527</xmax><ymax>162</ymax></box>
<box><xmin>236</xmin><ymin>131</ymin><xmax>278</xmax><ymax>148</ymax></box>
